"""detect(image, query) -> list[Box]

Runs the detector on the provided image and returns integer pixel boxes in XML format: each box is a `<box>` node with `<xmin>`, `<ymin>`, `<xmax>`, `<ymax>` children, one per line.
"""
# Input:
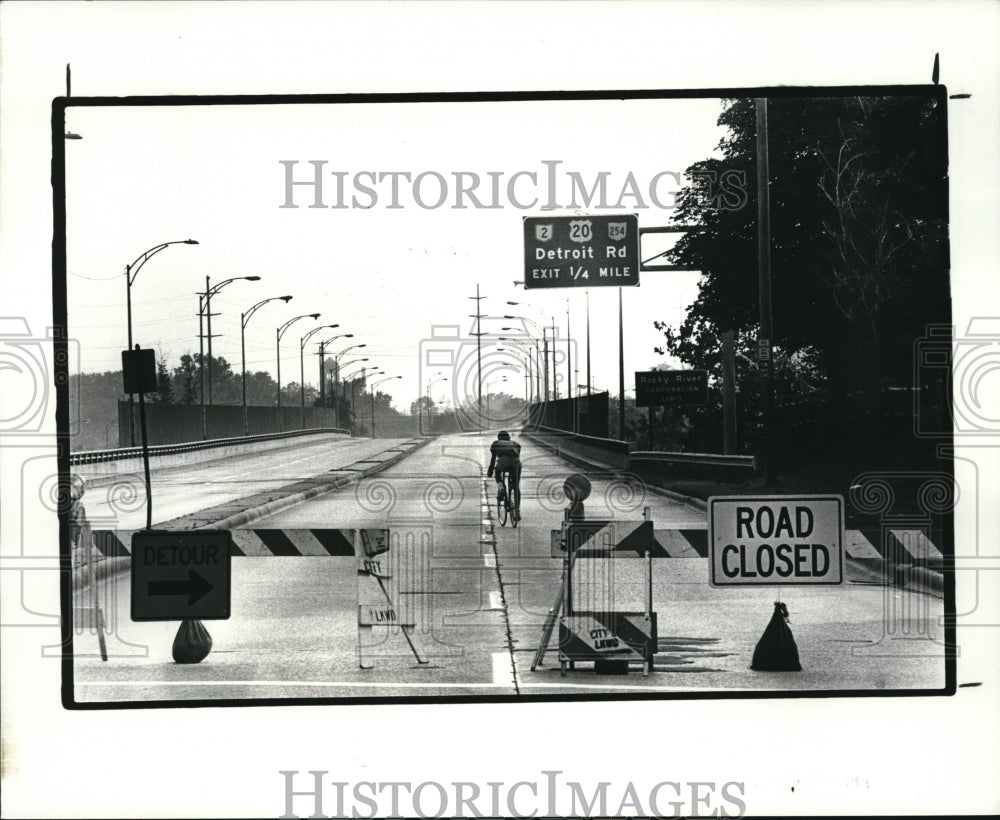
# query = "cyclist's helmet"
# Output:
<box><xmin>497</xmin><ymin>431</ymin><xmax>511</xmax><ymax>440</ymax></box>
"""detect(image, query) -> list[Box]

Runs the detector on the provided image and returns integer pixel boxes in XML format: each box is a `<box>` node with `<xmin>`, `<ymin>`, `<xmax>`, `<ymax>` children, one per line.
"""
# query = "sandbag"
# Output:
<box><xmin>750</xmin><ymin>601</ymin><xmax>801</xmax><ymax>671</ymax></box>
<box><xmin>172</xmin><ymin>618</ymin><xmax>213</xmax><ymax>664</ymax></box>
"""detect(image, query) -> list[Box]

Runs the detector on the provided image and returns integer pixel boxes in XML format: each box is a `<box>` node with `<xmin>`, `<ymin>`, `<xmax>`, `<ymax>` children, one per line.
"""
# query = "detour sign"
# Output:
<box><xmin>708</xmin><ymin>495</ymin><xmax>844</xmax><ymax>586</ymax></box>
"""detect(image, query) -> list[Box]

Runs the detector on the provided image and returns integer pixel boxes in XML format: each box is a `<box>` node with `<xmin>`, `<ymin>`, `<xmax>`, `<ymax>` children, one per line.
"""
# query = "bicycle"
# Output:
<box><xmin>496</xmin><ymin>469</ymin><xmax>519</xmax><ymax>528</ymax></box>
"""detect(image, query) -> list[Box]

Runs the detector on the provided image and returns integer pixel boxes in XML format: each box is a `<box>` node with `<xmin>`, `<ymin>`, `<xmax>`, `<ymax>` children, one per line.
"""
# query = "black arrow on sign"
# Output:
<box><xmin>148</xmin><ymin>570</ymin><xmax>213</xmax><ymax>605</ymax></box>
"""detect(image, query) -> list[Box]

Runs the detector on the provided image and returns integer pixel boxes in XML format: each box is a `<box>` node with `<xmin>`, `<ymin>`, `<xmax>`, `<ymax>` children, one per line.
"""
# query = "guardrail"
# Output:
<box><xmin>629</xmin><ymin>449</ymin><xmax>757</xmax><ymax>483</ymax></box>
<box><xmin>523</xmin><ymin>425</ymin><xmax>758</xmax><ymax>480</ymax></box>
<box><xmin>69</xmin><ymin>428</ymin><xmax>351</xmax><ymax>467</ymax></box>
<box><xmin>522</xmin><ymin>426</ymin><xmax>631</xmax><ymax>470</ymax></box>
<box><xmin>629</xmin><ymin>451</ymin><xmax>757</xmax><ymax>470</ymax></box>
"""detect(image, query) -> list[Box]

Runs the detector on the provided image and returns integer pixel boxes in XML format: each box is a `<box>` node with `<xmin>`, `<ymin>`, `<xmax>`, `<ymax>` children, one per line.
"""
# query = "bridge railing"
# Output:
<box><xmin>629</xmin><ymin>450</ymin><xmax>757</xmax><ymax>482</ymax></box>
<box><xmin>70</xmin><ymin>428</ymin><xmax>351</xmax><ymax>467</ymax></box>
<box><xmin>522</xmin><ymin>426</ymin><xmax>631</xmax><ymax>470</ymax></box>
<box><xmin>523</xmin><ymin>425</ymin><xmax>758</xmax><ymax>481</ymax></box>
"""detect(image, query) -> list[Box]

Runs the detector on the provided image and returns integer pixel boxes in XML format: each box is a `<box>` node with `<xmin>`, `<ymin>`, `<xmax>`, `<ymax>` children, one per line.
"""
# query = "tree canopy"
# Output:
<box><xmin>658</xmin><ymin>93</ymin><xmax>948</xmax><ymax>449</ymax></box>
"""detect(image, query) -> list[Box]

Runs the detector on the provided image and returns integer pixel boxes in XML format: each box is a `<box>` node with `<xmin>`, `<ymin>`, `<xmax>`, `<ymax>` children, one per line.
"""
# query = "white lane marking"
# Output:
<box><xmin>78</xmin><ymin>681</ymin><xmax>524</xmax><ymax>689</ymax></box>
<box><xmin>483</xmin><ymin>553</ymin><xmax>496</xmax><ymax>569</ymax></box>
<box><xmin>491</xmin><ymin>652</ymin><xmax>515</xmax><ymax>686</ymax></box>
<box><xmin>79</xmin><ymin>679</ymin><xmax>738</xmax><ymax>692</ymax></box>
<box><xmin>488</xmin><ymin>590</ymin><xmax>502</xmax><ymax>610</ymax></box>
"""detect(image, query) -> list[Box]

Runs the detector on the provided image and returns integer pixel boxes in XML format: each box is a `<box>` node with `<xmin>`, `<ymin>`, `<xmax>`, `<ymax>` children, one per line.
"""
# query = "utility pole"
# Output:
<box><xmin>468</xmin><ymin>284</ymin><xmax>486</xmax><ymax>429</ymax></box>
<box><xmin>756</xmin><ymin>97</ymin><xmax>776</xmax><ymax>484</ymax></box>
<box><xmin>618</xmin><ymin>288</ymin><xmax>625</xmax><ymax>441</ymax></box>
<box><xmin>551</xmin><ymin>317</ymin><xmax>559</xmax><ymax>400</ymax></box>
<box><xmin>586</xmin><ymin>289</ymin><xmax>591</xmax><ymax>394</ymax></box>
<box><xmin>567</xmin><ymin>297</ymin><xmax>575</xmax><ymax>431</ymax></box>
<box><xmin>721</xmin><ymin>329</ymin><xmax>738</xmax><ymax>455</ymax></box>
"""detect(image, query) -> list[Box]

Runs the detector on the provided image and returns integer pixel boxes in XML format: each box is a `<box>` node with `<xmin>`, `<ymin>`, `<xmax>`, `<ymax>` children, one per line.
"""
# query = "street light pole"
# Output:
<box><xmin>342</xmin><ymin>368</ymin><xmax>381</xmax><ymax>433</ymax></box>
<box><xmin>317</xmin><ymin>333</ymin><xmax>353</xmax><ymax>411</ymax></box>
<box><xmin>497</xmin><ymin>344</ymin><xmax>532</xmax><ymax>408</ymax></box>
<box><xmin>501</xmin><ymin>327</ymin><xmax>541</xmax><ymax>404</ymax></box>
<box><xmin>300</xmin><ymin>324</ymin><xmax>339</xmax><ymax>429</ymax></box>
<box><xmin>369</xmin><ymin>375</ymin><xmax>401</xmax><ymax>438</ymax></box>
<box><xmin>204</xmin><ymin>275</ymin><xmax>261</xmax><ymax>405</ymax></box>
<box><xmin>332</xmin><ymin>344</ymin><xmax>366</xmax><ymax>428</ymax></box>
<box><xmin>124</xmin><ymin>239</ymin><xmax>198</xmax><ymax>445</ymax></box>
<box><xmin>276</xmin><ymin>313</ymin><xmax>320</xmax><ymax>432</ymax></box>
<box><xmin>505</xmin><ymin>307</ymin><xmax>549</xmax><ymax>405</ymax></box>
<box><xmin>241</xmin><ymin>295</ymin><xmax>292</xmax><ymax>435</ymax></box>
<box><xmin>425</xmin><ymin>374</ymin><xmax>447</xmax><ymax>433</ymax></box>
<box><xmin>199</xmin><ymin>274</ymin><xmax>260</xmax><ymax>439</ymax></box>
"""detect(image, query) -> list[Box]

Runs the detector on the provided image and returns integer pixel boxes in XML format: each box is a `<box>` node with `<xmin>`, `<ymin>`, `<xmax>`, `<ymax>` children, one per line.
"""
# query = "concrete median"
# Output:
<box><xmin>72</xmin><ymin>437</ymin><xmax>433</xmax><ymax>590</ymax></box>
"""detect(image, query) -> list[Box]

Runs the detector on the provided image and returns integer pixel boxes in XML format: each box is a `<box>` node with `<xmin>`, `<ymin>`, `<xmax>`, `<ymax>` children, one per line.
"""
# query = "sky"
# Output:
<box><xmin>63</xmin><ymin>97</ymin><xmax>720</xmax><ymax>412</ymax></box>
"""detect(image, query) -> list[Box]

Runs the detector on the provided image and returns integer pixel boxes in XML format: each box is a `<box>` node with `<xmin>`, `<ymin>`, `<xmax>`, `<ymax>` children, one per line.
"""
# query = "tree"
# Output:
<box><xmin>659</xmin><ymin>94</ymin><xmax>947</xmax><ymax>447</ymax></box>
<box><xmin>410</xmin><ymin>395</ymin><xmax>434</xmax><ymax>417</ymax></box>
<box><xmin>149</xmin><ymin>353</ymin><xmax>174</xmax><ymax>404</ymax></box>
<box><xmin>173</xmin><ymin>354</ymin><xmax>199</xmax><ymax>405</ymax></box>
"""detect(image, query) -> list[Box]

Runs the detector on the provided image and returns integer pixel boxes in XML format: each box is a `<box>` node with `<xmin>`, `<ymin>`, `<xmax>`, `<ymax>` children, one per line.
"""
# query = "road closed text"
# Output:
<box><xmin>708</xmin><ymin>496</ymin><xmax>844</xmax><ymax>586</ymax></box>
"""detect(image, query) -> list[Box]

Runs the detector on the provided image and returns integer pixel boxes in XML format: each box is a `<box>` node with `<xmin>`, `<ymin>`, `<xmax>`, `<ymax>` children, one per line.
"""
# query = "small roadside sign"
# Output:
<box><xmin>708</xmin><ymin>496</ymin><xmax>844</xmax><ymax>586</ymax></box>
<box><xmin>523</xmin><ymin>214</ymin><xmax>639</xmax><ymax>289</ymax></box>
<box><xmin>131</xmin><ymin>530</ymin><xmax>232</xmax><ymax>621</ymax></box>
<box><xmin>635</xmin><ymin>369</ymin><xmax>708</xmax><ymax>407</ymax></box>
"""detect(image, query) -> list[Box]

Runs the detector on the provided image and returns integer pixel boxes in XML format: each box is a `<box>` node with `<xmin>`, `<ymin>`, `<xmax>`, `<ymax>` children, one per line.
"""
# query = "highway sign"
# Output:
<box><xmin>131</xmin><ymin>530</ymin><xmax>232</xmax><ymax>621</ymax></box>
<box><xmin>708</xmin><ymin>496</ymin><xmax>844</xmax><ymax>586</ymax></box>
<box><xmin>523</xmin><ymin>214</ymin><xmax>639</xmax><ymax>289</ymax></box>
<box><xmin>635</xmin><ymin>369</ymin><xmax>709</xmax><ymax>407</ymax></box>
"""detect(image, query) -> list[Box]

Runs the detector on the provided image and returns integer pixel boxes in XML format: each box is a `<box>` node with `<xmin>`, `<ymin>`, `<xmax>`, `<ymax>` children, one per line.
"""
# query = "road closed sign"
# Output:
<box><xmin>708</xmin><ymin>496</ymin><xmax>844</xmax><ymax>586</ymax></box>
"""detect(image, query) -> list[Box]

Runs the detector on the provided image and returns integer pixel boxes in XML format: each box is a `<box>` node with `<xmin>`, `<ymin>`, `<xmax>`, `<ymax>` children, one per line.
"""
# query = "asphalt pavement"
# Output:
<box><xmin>72</xmin><ymin>432</ymin><xmax>947</xmax><ymax>703</ymax></box>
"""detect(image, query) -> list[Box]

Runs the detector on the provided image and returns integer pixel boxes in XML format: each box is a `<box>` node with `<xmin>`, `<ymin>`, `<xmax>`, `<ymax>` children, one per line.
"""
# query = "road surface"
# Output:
<box><xmin>74</xmin><ymin>436</ymin><xmax>412</xmax><ymax>530</ymax></box>
<box><xmin>73</xmin><ymin>433</ymin><xmax>947</xmax><ymax>702</ymax></box>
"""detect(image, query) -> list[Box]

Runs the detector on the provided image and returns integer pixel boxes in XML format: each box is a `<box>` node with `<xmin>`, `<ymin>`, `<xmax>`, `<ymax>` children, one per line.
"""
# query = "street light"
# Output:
<box><xmin>497</xmin><ymin>346</ymin><xmax>532</xmax><ymax>407</ymax></box>
<box><xmin>198</xmin><ymin>274</ymin><xmax>260</xmax><ymax>439</ymax></box>
<box><xmin>276</xmin><ymin>313</ymin><xmax>320</xmax><ymax>432</ymax></box>
<box><xmin>425</xmin><ymin>373</ymin><xmax>448</xmax><ymax>433</ymax></box>
<box><xmin>201</xmin><ymin>275</ymin><xmax>260</xmax><ymax>405</ymax></box>
<box><xmin>317</xmin><ymin>333</ymin><xmax>353</xmax><ymax>410</ymax></box>
<box><xmin>485</xmin><ymin>373</ymin><xmax>509</xmax><ymax>421</ymax></box>
<box><xmin>331</xmin><ymin>343</ymin><xmax>367</xmax><ymax>427</ymax></box>
<box><xmin>240</xmin><ymin>295</ymin><xmax>292</xmax><ymax>435</ymax></box>
<box><xmin>369</xmin><ymin>375</ymin><xmax>402</xmax><ymax>437</ymax></box>
<box><xmin>300</xmin><ymin>324</ymin><xmax>339</xmax><ymax>430</ymax></box>
<box><xmin>342</xmin><ymin>368</ymin><xmax>381</xmax><ymax>429</ymax></box>
<box><xmin>124</xmin><ymin>239</ymin><xmax>198</xmax><ymax>445</ymax></box>
<box><xmin>504</xmin><ymin>310</ymin><xmax>548</xmax><ymax>401</ymax></box>
<box><xmin>339</xmin><ymin>360</ymin><xmax>371</xmax><ymax>423</ymax></box>
<box><xmin>498</xmin><ymin>336</ymin><xmax>539</xmax><ymax>403</ymax></box>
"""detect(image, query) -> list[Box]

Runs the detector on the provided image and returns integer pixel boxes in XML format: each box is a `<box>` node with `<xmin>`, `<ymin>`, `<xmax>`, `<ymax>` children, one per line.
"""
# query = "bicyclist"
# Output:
<box><xmin>486</xmin><ymin>430</ymin><xmax>521</xmax><ymax>517</ymax></box>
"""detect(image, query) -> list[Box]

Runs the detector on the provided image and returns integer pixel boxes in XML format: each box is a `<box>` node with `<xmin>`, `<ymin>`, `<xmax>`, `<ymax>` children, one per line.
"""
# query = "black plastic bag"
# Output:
<box><xmin>172</xmin><ymin>618</ymin><xmax>213</xmax><ymax>664</ymax></box>
<box><xmin>750</xmin><ymin>601</ymin><xmax>801</xmax><ymax>671</ymax></box>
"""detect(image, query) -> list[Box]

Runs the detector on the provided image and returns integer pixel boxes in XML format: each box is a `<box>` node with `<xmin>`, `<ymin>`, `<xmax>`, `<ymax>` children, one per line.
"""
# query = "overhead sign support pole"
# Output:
<box><xmin>756</xmin><ymin>97</ymin><xmax>776</xmax><ymax>484</ymax></box>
